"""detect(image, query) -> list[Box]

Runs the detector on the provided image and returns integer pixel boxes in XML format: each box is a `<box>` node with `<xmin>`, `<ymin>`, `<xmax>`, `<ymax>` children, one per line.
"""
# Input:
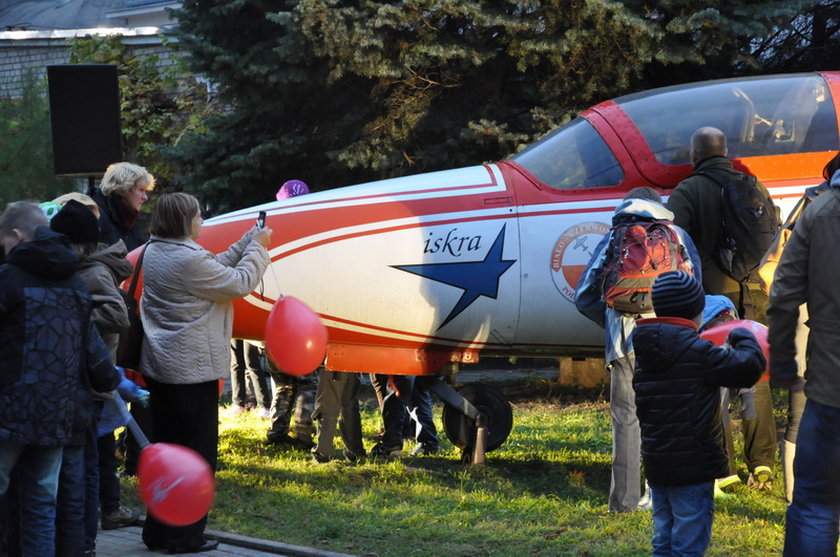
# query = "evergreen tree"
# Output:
<box><xmin>169</xmin><ymin>0</ymin><xmax>820</xmax><ymax>214</ymax></box>
<box><xmin>753</xmin><ymin>0</ymin><xmax>840</xmax><ymax>71</ymax></box>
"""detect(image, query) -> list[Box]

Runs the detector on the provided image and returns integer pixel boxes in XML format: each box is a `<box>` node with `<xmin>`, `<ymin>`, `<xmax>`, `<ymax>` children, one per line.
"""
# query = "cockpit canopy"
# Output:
<box><xmin>513</xmin><ymin>73</ymin><xmax>839</xmax><ymax>190</ymax></box>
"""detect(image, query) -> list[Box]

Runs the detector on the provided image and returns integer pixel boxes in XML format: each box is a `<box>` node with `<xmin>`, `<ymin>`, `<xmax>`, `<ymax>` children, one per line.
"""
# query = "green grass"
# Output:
<box><xmin>120</xmin><ymin>381</ymin><xmax>797</xmax><ymax>557</ymax></box>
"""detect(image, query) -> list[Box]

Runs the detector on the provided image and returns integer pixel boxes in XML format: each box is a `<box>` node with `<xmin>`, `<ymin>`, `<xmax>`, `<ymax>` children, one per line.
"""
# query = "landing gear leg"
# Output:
<box><xmin>428</xmin><ymin>380</ymin><xmax>513</xmax><ymax>464</ymax></box>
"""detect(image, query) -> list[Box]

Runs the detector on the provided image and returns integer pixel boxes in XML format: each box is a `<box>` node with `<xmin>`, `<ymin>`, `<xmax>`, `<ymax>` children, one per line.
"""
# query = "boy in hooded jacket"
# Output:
<box><xmin>0</xmin><ymin>201</ymin><xmax>120</xmax><ymax>557</ymax></box>
<box><xmin>632</xmin><ymin>271</ymin><xmax>765</xmax><ymax>556</ymax></box>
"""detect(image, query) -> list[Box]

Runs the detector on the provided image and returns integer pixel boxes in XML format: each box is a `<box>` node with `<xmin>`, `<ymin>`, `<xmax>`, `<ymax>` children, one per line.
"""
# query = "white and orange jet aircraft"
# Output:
<box><xmin>147</xmin><ymin>72</ymin><xmax>840</xmax><ymax>452</ymax></box>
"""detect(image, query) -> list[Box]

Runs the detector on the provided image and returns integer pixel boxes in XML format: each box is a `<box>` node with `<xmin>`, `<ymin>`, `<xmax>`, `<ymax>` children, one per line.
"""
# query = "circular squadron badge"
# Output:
<box><xmin>550</xmin><ymin>221</ymin><xmax>610</xmax><ymax>302</ymax></box>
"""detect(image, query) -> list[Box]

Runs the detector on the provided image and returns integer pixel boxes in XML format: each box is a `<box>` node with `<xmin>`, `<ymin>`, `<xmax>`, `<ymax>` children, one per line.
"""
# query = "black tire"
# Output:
<box><xmin>441</xmin><ymin>383</ymin><xmax>513</xmax><ymax>452</ymax></box>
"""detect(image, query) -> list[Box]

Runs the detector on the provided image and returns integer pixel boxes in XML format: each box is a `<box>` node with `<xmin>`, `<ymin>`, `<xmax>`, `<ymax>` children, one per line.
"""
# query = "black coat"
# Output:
<box><xmin>632</xmin><ymin>317</ymin><xmax>765</xmax><ymax>485</ymax></box>
<box><xmin>0</xmin><ymin>227</ymin><xmax>120</xmax><ymax>446</ymax></box>
<box><xmin>89</xmin><ymin>188</ymin><xmax>146</xmax><ymax>252</ymax></box>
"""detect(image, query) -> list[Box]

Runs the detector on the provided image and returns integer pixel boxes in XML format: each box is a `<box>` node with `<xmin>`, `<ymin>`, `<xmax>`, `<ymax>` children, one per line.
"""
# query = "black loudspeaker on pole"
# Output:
<box><xmin>47</xmin><ymin>64</ymin><xmax>123</xmax><ymax>177</ymax></box>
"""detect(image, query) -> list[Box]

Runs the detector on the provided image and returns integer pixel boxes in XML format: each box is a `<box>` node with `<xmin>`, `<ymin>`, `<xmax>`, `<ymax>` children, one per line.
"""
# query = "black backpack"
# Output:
<box><xmin>696</xmin><ymin>170</ymin><xmax>781</xmax><ymax>283</ymax></box>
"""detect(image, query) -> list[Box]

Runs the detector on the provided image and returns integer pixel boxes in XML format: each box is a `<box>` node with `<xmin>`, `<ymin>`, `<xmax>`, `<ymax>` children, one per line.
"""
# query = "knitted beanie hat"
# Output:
<box><xmin>51</xmin><ymin>200</ymin><xmax>99</xmax><ymax>245</ymax></box>
<box><xmin>652</xmin><ymin>271</ymin><xmax>706</xmax><ymax>320</ymax></box>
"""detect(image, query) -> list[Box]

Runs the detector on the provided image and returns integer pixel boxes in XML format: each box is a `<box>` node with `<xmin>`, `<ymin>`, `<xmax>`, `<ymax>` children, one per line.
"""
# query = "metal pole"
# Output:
<box><xmin>113</xmin><ymin>390</ymin><xmax>151</xmax><ymax>449</ymax></box>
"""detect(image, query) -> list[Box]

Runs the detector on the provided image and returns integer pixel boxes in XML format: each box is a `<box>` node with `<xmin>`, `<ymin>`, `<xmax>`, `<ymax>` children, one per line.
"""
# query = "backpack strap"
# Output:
<box><xmin>693</xmin><ymin>170</ymin><xmax>750</xmax><ymax>314</ymax></box>
<box><xmin>693</xmin><ymin>171</ymin><xmax>734</xmax><ymax>271</ymax></box>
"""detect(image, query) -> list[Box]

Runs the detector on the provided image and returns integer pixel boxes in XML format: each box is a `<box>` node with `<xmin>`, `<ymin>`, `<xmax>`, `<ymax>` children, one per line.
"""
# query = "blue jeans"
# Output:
<box><xmin>0</xmin><ymin>440</ymin><xmax>63</xmax><ymax>557</ymax></box>
<box><xmin>83</xmin><ymin>423</ymin><xmax>100</xmax><ymax>552</ymax></box>
<box><xmin>650</xmin><ymin>481</ymin><xmax>714</xmax><ymax>556</ymax></box>
<box><xmin>784</xmin><ymin>399</ymin><xmax>840</xmax><ymax>556</ymax></box>
<box><xmin>56</xmin><ymin>444</ymin><xmax>85</xmax><ymax>556</ymax></box>
<box><xmin>407</xmin><ymin>377</ymin><xmax>438</xmax><ymax>449</ymax></box>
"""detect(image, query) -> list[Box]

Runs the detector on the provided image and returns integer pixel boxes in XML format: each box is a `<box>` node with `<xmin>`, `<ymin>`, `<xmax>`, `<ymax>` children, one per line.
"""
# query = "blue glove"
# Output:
<box><xmin>770</xmin><ymin>360</ymin><xmax>804</xmax><ymax>392</ymax></box>
<box><xmin>136</xmin><ymin>389</ymin><xmax>150</xmax><ymax>407</ymax></box>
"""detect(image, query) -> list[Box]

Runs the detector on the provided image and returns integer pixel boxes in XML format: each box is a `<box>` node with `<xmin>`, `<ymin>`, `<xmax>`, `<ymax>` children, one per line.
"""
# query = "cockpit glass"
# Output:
<box><xmin>511</xmin><ymin>117</ymin><xmax>624</xmax><ymax>190</ymax></box>
<box><xmin>618</xmin><ymin>74</ymin><xmax>839</xmax><ymax>164</ymax></box>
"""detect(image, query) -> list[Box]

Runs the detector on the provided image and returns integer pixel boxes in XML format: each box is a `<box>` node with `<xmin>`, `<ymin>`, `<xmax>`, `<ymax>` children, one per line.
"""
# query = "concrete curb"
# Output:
<box><xmin>204</xmin><ymin>528</ymin><xmax>357</xmax><ymax>557</ymax></box>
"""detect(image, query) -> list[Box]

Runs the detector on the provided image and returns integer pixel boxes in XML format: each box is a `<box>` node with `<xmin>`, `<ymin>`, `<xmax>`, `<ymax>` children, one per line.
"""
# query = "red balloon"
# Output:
<box><xmin>264</xmin><ymin>296</ymin><xmax>328</xmax><ymax>376</ymax></box>
<box><xmin>138</xmin><ymin>443</ymin><xmax>216</xmax><ymax>526</ymax></box>
<box><xmin>700</xmin><ymin>319</ymin><xmax>770</xmax><ymax>379</ymax></box>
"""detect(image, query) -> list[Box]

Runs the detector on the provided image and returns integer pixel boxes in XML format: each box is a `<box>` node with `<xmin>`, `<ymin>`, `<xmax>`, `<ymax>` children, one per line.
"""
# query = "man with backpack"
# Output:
<box><xmin>576</xmin><ymin>187</ymin><xmax>701</xmax><ymax>513</ymax></box>
<box><xmin>667</xmin><ymin>126</ymin><xmax>781</xmax><ymax>492</ymax></box>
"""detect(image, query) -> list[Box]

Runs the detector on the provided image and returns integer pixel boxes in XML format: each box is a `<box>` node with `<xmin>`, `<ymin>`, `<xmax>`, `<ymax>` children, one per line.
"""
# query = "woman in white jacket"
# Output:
<box><xmin>139</xmin><ymin>192</ymin><xmax>271</xmax><ymax>553</ymax></box>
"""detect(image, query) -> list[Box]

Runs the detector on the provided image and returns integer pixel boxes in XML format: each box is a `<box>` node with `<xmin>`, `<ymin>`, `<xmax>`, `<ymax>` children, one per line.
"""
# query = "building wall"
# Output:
<box><xmin>0</xmin><ymin>36</ymin><xmax>176</xmax><ymax>98</ymax></box>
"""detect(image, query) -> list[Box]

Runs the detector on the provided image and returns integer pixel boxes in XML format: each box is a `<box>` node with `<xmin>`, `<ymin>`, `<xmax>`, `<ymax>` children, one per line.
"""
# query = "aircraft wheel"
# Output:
<box><xmin>441</xmin><ymin>384</ymin><xmax>512</xmax><ymax>452</ymax></box>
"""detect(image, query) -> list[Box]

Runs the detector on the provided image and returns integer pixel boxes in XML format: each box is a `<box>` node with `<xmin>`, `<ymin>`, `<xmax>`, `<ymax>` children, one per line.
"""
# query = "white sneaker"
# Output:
<box><xmin>637</xmin><ymin>481</ymin><xmax>653</xmax><ymax>511</ymax></box>
<box><xmin>256</xmin><ymin>407</ymin><xmax>271</xmax><ymax>419</ymax></box>
<box><xmin>225</xmin><ymin>404</ymin><xmax>247</xmax><ymax>417</ymax></box>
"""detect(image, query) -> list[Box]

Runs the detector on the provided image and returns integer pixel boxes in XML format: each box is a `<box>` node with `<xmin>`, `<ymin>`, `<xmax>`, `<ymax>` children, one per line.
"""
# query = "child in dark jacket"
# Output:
<box><xmin>632</xmin><ymin>271</ymin><xmax>765</xmax><ymax>556</ymax></box>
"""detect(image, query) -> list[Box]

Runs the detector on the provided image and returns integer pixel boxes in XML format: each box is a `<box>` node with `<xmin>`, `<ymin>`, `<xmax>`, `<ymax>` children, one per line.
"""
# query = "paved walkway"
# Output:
<box><xmin>97</xmin><ymin>364</ymin><xmax>557</xmax><ymax>557</ymax></box>
<box><xmin>97</xmin><ymin>525</ymin><xmax>356</xmax><ymax>557</ymax></box>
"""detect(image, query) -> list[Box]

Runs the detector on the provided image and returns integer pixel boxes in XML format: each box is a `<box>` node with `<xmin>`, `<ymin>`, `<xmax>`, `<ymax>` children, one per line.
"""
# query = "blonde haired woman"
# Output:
<box><xmin>140</xmin><ymin>192</ymin><xmax>271</xmax><ymax>553</ymax></box>
<box><xmin>89</xmin><ymin>162</ymin><xmax>154</xmax><ymax>476</ymax></box>
<box><xmin>89</xmin><ymin>162</ymin><xmax>155</xmax><ymax>251</ymax></box>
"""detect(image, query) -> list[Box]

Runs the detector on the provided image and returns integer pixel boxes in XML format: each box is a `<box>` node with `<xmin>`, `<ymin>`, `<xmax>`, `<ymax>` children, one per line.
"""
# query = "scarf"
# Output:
<box><xmin>111</xmin><ymin>194</ymin><xmax>140</xmax><ymax>232</ymax></box>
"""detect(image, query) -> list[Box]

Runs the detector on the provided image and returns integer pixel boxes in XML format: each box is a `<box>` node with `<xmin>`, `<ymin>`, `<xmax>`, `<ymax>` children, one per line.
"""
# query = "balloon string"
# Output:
<box><xmin>265</xmin><ymin>253</ymin><xmax>284</xmax><ymax>301</ymax></box>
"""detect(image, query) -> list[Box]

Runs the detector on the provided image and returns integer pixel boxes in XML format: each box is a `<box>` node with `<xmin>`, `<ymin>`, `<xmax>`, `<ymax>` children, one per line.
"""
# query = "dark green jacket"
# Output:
<box><xmin>667</xmin><ymin>156</ymin><xmax>772</xmax><ymax>296</ymax></box>
<box><xmin>768</xmin><ymin>175</ymin><xmax>840</xmax><ymax>408</ymax></box>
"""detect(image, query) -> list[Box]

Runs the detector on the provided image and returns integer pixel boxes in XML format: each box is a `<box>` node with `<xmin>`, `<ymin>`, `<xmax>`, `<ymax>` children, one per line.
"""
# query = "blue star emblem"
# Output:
<box><xmin>392</xmin><ymin>225</ymin><xmax>516</xmax><ymax>329</ymax></box>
